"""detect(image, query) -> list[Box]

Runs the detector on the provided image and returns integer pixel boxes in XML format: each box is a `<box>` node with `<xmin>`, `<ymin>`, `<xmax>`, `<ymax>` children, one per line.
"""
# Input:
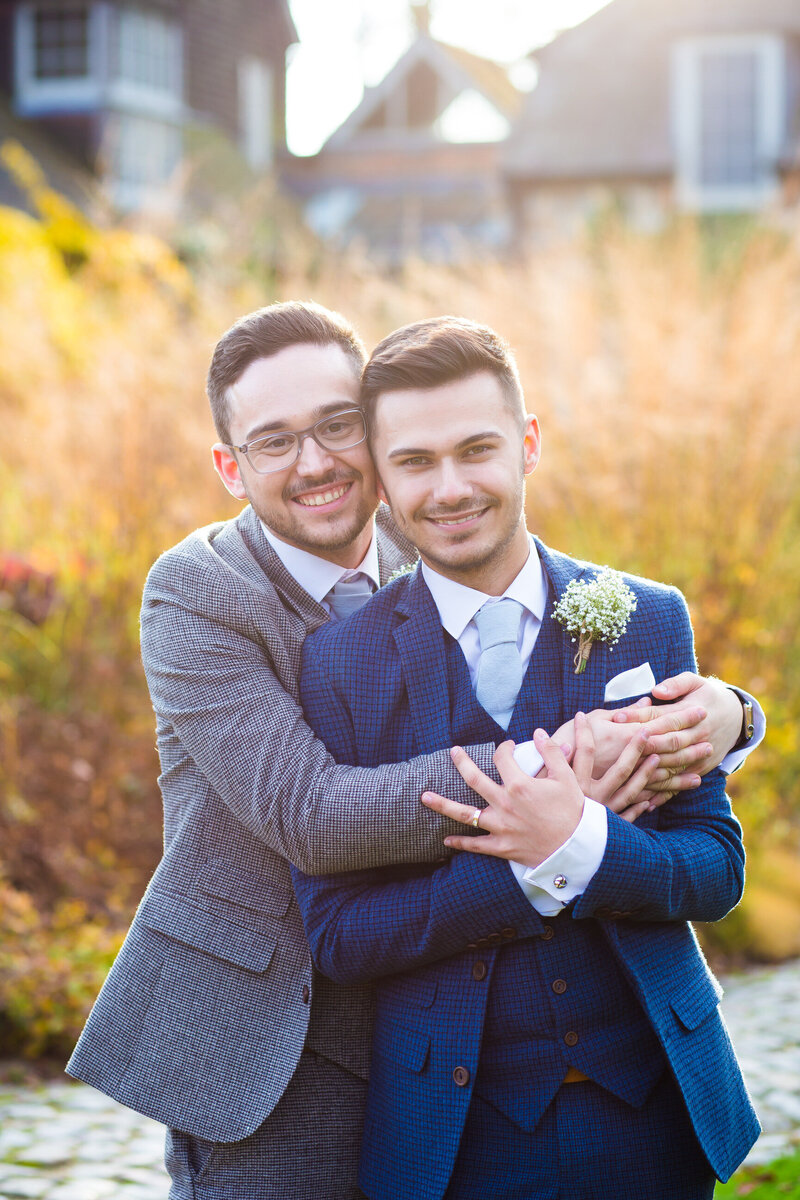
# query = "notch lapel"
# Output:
<box><xmin>392</xmin><ymin>567</ymin><xmax>454</xmax><ymax>755</ymax></box>
<box><xmin>534</xmin><ymin>539</ymin><xmax>614</xmax><ymax>722</ymax></box>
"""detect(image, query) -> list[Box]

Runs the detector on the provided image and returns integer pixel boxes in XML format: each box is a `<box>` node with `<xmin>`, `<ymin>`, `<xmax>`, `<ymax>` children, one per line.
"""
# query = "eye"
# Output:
<box><xmin>253</xmin><ymin>433</ymin><xmax>294</xmax><ymax>455</ymax></box>
<box><xmin>321</xmin><ymin>414</ymin><xmax>357</xmax><ymax>436</ymax></box>
<box><xmin>464</xmin><ymin>444</ymin><xmax>493</xmax><ymax>457</ymax></box>
<box><xmin>398</xmin><ymin>456</ymin><xmax>430</xmax><ymax>468</ymax></box>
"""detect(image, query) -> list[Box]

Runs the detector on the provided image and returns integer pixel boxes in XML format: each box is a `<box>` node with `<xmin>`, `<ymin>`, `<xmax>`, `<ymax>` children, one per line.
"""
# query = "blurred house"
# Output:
<box><xmin>0</xmin><ymin>0</ymin><xmax>297</xmax><ymax>213</ymax></box>
<box><xmin>282</xmin><ymin>4</ymin><xmax>522</xmax><ymax>261</ymax></box>
<box><xmin>505</xmin><ymin>0</ymin><xmax>800</xmax><ymax>242</ymax></box>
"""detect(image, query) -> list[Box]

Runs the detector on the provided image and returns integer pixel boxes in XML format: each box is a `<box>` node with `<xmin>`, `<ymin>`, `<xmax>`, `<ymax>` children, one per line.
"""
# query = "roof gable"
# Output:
<box><xmin>325</xmin><ymin>33</ymin><xmax>520</xmax><ymax>150</ymax></box>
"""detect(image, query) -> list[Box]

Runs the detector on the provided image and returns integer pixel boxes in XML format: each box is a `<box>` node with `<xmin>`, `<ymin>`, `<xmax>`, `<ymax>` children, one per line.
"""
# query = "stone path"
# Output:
<box><xmin>0</xmin><ymin>960</ymin><xmax>798</xmax><ymax>1198</ymax></box>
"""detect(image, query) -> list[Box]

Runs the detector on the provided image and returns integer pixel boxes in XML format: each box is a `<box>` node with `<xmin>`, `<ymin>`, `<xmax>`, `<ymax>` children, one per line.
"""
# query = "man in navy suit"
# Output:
<box><xmin>292</xmin><ymin>317</ymin><xmax>760</xmax><ymax>1200</ymax></box>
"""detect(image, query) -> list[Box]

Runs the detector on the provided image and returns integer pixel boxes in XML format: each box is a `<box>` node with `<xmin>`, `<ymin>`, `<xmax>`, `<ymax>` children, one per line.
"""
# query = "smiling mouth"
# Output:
<box><xmin>294</xmin><ymin>482</ymin><xmax>353</xmax><ymax>508</ymax></box>
<box><xmin>427</xmin><ymin>507</ymin><xmax>489</xmax><ymax>528</ymax></box>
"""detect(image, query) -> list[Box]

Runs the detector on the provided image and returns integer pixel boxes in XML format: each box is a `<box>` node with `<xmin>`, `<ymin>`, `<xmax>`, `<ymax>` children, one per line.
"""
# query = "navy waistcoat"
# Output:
<box><xmin>444</xmin><ymin>631</ymin><xmax>666</xmax><ymax>1131</ymax></box>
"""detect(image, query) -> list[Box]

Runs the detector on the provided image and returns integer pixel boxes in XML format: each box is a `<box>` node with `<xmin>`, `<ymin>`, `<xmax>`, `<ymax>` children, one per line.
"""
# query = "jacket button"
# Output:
<box><xmin>540</xmin><ymin>925</ymin><xmax>554</xmax><ymax>941</ymax></box>
<box><xmin>466</xmin><ymin>942</ymin><xmax>478</xmax><ymax>951</ymax></box>
<box><xmin>487</xmin><ymin>932</ymin><xmax>503</xmax><ymax>945</ymax></box>
<box><xmin>302</xmin><ymin>985</ymin><xmax>310</xmax><ymax>1004</ymax></box>
<box><xmin>453</xmin><ymin>1066</ymin><xmax>470</xmax><ymax>1087</ymax></box>
<box><xmin>564</xmin><ymin>1030</ymin><xmax>579</xmax><ymax>1047</ymax></box>
<box><xmin>501</xmin><ymin>927</ymin><xmax>516</xmax><ymax>940</ymax></box>
<box><xmin>472</xmin><ymin>960</ymin><xmax>488</xmax><ymax>981</ymax></box>
<box><xmin>552</xmin><ymin>978</ymin><xmax>567</xmax><ymax>995</ymax></box>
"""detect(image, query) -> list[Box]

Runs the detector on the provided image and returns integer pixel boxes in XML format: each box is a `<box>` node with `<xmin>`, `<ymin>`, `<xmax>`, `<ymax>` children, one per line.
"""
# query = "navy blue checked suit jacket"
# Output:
<box><xmin>292</xmin><ymin>540</ymin><xmax>759</xmax><ymax>1200</ymax></box>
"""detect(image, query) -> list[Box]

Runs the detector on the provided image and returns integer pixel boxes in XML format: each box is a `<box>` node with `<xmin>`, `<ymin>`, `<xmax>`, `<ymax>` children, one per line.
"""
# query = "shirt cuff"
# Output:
<box><xmin>719</xmin><ymin>689</ymin><xmax>766</xmax><ymax>775</ymax></box>
<box><xmin>513</xmin><ymin>740</ymin><xmax>544</xmax><ymax>778</ymax></box>
<box><xmin>508</xmin><ymin>798</ymin><xmax>608</xmax><ymax>915</ymax></box>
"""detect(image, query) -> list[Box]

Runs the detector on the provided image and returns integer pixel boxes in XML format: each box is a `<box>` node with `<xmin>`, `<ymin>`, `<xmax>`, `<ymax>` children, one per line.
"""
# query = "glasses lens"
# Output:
<box><xmin>248</xmin><ymin>432</ymin><xmax>299</xmax><ymax>472</ymax></box>
<box><xmin>316</xmin><ymin>410</ymin><xmax>366</xmax><ymax>449</ymax></box>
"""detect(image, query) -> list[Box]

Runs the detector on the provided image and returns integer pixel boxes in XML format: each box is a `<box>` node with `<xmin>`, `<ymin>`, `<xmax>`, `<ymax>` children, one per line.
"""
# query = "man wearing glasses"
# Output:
<box><xmin>67</xmin><ymin>302</ymin><xmax>762</xmax><ymax>1200</ymax></box>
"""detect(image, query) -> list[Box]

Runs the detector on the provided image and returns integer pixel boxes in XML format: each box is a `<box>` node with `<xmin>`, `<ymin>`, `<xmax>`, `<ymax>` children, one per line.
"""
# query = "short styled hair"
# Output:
<box><xmin>207</xmin><ymin>301</ymin><xmax>366</xmax><ymax>442</ymax></box>
<box><xmin>361</xmin><ymin>316</ymin><xmax>525</xmax><ymax>433</ymax></box>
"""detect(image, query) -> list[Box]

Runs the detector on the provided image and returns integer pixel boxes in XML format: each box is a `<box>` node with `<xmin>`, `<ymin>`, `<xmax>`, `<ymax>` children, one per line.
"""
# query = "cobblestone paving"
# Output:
<box><xmin>1</xmin><ymin>960</ymin><xmax>798</xmax><ymax>1198</ymax></box>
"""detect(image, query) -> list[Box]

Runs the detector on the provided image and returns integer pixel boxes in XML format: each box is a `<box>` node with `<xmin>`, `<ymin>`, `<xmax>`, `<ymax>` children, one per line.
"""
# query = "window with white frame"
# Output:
<box><xmin>14</xmin><ymin>2</ymin><xmax>105</xmax><ymax>111</ymax></box>
<box><xmin>238</xmin><ymin>56</ymin><xmax>274</xmax><ymax>170</ymax></box>
<box><xmin>111</xmin><ymin>111</ymin><xmax>182</xmax><ymax>209</ymax></box>
<box><xmin>673</xmin><ymin>35</ymin><xmax>786</xmax><ymax>211</ymax></box>
<box><xmin>32</xmin><ymin>5</ymin><xmax>90</xmax><ymax>78</ymax></box>
<box><xmin>115</xmin><ymin>7</ymin><xmax>182</xmax><ymax>103</ymax></box>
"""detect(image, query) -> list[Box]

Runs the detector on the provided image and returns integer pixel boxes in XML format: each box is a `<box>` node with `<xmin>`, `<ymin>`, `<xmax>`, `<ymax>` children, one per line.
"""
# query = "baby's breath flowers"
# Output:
<box><xmin>553</xmin><ymin>568</ymin><xmax>637</xmax><ymax>674</ymax></box>
<box><xmin>386</xmin><ymin>562</ymin><xmax>416</xmax><ymax>585</ymax></box>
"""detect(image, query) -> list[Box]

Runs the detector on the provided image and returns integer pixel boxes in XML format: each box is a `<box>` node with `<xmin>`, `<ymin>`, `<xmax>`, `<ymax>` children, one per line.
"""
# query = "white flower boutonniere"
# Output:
<box><xmin>386</xmin><ymin>562</ymin><xmax>416</xmax><ymax>585</ymax></box>
<box><xmin>553</xmin><ymin>567</ymin><xmax>637</xmax><ymax>675</ymax></box>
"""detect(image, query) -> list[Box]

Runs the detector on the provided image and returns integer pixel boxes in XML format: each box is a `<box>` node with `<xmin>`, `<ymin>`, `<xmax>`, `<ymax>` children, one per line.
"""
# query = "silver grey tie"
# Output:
<box><xmin>474</xmin><ymin>598</ymin><xmax>525</xmax><ymax>729</ymax></box>
<box><xmin>326</xmin><ymin>573</ymin><xmax>375</xmax><ymax>621</ymax></box>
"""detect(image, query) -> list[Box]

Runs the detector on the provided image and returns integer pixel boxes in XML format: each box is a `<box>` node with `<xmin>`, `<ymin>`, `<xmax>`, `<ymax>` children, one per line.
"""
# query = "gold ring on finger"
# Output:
<box><xmin>468</xmin><ymin>808</ymin><xmax>482</xmax><ymax>829</ymax></box>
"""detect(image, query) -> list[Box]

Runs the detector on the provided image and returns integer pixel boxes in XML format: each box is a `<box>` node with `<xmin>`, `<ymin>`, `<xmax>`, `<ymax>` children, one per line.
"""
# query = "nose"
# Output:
<box><xmin>431</xmin><ymin>458</ymin><xmax>472</xmax><ymax>507</ymax></box>
<box><xmin>295</xmin><ymin>430</ymin><xmax>336</xmax><ymax>476</ymax></box>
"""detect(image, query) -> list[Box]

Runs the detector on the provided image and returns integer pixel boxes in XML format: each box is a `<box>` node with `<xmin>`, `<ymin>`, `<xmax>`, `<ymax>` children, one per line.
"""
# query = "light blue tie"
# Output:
<box><xmin>326</xmin><ymin>572</ymin><xmax>375</xmax><ymax>621</ymax></box>
<box><xmin>474</xmin><ymin>598</ymin><xmax>525</xmax><ymax>729</ymax></box>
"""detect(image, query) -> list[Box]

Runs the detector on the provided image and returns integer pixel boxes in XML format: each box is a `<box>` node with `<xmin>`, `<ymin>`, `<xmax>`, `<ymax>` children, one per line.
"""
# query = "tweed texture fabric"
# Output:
<box><xmin>292</xmin><ymin>539</ymin><xmax>760</xmax><ymax>1200</ymax></box>
<box><xmin>166</xmin><ymin>1051</ymin><xmax>368</xmax><ymax>1200</ymax></box>
<box><xmin>67</xmin><ymin>503</ymin><xmax>500</xmax><ymax>1144</ymax></box>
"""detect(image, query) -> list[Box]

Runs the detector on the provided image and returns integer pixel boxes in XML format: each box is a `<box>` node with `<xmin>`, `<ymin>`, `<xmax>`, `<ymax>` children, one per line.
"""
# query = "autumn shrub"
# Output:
<box><xmin>0</xmin><ymin>143</ymin><xmax>799</xmax><ymax>1053</ymax></box>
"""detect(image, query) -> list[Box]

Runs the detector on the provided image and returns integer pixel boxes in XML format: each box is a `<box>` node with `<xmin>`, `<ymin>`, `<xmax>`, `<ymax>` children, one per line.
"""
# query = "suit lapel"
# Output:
<box><xmin>535</xmin><ymin>539</ymin><xmax>614</xmax><ymax>720</ymax></box>
<box><xmin>392</xmin><ymin>568</ymin><xmax>454</xmax><ymax>755</ymax></box>
<box><xmin>236</xmin><ymin>506</ymin><xmax>331</xmax><ymax>631</ymax></box>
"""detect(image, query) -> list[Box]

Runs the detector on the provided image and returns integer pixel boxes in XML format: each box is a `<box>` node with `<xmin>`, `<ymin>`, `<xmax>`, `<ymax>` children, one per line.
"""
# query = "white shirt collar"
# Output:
<box><xmin>259</xmin><ymin>519</ymin><xmax>380</xmax><ymax>604</ymax></box>
<box><xmin>421</xmin><ymin>536</ymin><xmax>547</xmax><ymax>640</ymax></box>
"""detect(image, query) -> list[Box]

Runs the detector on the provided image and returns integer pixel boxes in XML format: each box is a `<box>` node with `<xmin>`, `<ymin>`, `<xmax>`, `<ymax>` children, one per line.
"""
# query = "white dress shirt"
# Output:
<box><xmin>261</xmin><ymin>521</ymin><xmax>381</xmax><ymax>610</ymax></box>
<box><xmin>422</xmin><ymin>539</ymin><xmax>608</xmax><ymax>915</ymax></box>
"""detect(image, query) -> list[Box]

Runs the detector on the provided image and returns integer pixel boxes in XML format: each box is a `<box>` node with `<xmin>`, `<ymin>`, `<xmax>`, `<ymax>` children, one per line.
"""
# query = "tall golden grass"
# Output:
<box><xmin>1</xmin><ymin>144</ymin><xmax>798</xmax><ymax>1052</ymax></box>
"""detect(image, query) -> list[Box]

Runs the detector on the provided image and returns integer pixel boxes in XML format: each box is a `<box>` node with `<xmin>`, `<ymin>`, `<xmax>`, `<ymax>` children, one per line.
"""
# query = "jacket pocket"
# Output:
<box><xmin>141</xmin><ymin>893</ymin><xmax>276</xmax><ymax>973</ymax></box>
<box><xmin>669</xmin><ymin>970</ymin><xmax>723</xmax><ymax>1031</ymax></box>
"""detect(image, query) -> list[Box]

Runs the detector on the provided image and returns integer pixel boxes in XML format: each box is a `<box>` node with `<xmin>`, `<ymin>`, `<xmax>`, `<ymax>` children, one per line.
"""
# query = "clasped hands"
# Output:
<box><xmin>421</xmin><ymin>672</ymin><xmax>741</xmax><ymax>868</ymax></box>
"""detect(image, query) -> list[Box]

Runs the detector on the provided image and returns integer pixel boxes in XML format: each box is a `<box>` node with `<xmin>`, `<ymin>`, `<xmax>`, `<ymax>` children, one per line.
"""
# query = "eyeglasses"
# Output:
<box><xmin>226</xmin><ymin>409</ymin><xmax>368</xmax><ymax>475</ymax></box>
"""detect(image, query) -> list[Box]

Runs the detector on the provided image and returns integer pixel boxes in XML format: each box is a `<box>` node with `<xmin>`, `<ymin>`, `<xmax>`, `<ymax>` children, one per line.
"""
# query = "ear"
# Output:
<box><xmin>212</xmin><ymin>443</ymin><xmax>248</xmax><ymax>501</ymax></box>
<box><xmin>522</xmin><ymin>414</ymin><xmax>541</xmax><ymax>476</ymax></box>
<box><xmin>376</xmin><ymin>475</ymin><xmax>388</xmax><ymax>505</ymax></box>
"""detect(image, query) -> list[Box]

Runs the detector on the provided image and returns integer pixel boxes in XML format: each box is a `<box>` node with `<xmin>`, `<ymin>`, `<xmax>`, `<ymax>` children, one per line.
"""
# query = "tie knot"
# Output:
<box><xmin>326</xmin><ymin>572</ymin><xmax>375</xmax><ymax>621</ymax></box>
<box><xmin>474</xmin><ymin>598</ymin><xmax>523</xmax><ymax>650</ymax></box>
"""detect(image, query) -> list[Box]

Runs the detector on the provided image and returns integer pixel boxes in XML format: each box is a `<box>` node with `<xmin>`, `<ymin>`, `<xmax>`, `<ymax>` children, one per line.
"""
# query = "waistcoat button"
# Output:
<box><xmin>472</xmin><ymin>960</ymin><xmax>488</xmax><ymax>981</ymax></box>
<box><xmin>453</xmin><ymin>1066</ymin><xmax>470</xmax><ymax>1087</ymax></box>
<box><xmin>302</xmin><ymin>984</ymin><xmax>310</xmax><ymax>1003</ymax></box>
<box><xmin>540</xmin><ymin>925</ymin><xmax>554</xmax><ymax>941</ymax></box>
<box><xmin>564</xmin><ymin>1031</ymin><xmax>579</xmax><ymax>1047</ymax></box>
<box><xmin>552</xmin><ymin>978</ymin><xmax>567</xmax><ymax>995</ymax></box>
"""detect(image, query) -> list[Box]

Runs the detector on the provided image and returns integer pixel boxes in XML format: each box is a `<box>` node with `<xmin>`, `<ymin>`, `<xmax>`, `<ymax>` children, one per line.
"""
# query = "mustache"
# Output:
<box><xmin>284</xmin><ymin>470</ymin><xmax>360</xmax><ymax>501</ymax></box>
<box><xmin>419</xmin><ymin>497</ymin><xmax>495</xmax><ymax>521</ymax></box>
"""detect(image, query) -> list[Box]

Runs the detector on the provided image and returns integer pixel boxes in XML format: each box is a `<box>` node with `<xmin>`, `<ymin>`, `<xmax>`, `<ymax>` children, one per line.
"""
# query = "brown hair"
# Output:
<box><xmin>361</xmin><ymin>316</ymin><xmax>525</xmax><ymax>433</ymax></box>
<box><xmin>207</xmin><ymin>301</ymin><xmax>366</xmax><ymax>442</ymax></box>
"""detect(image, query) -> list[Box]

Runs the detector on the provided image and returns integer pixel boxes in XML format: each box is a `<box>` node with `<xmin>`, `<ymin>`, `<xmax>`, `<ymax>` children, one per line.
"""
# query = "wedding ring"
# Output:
<box><xmin>468</xmin><ymin>808</ymin><xmax>482</xmax><ymax>829</ymax></box>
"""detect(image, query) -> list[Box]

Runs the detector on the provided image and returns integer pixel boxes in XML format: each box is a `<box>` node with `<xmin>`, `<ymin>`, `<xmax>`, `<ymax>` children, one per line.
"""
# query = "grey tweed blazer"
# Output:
<box><xmin>67</xmin><ymin>504</ymin><xmax>495</xmax><ymax>1142</ymax></box>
